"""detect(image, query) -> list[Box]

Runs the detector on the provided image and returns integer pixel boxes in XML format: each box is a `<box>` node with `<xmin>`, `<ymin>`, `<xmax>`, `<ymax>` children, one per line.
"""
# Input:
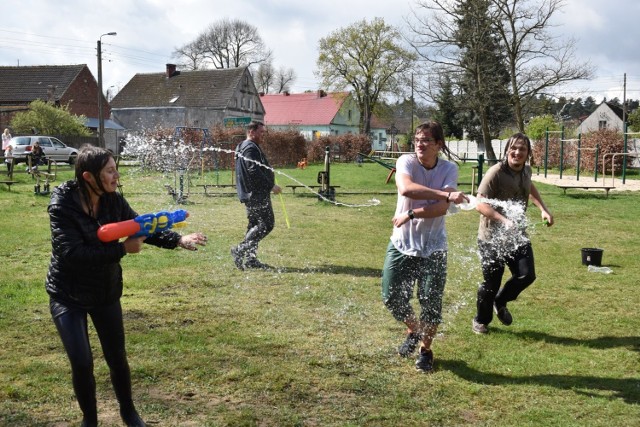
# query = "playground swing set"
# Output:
<box><xmin>163</xmin><ymin>126</ymin><xmax>239</xmax><ymax>203</ymax></box>
<box><xmin>543</xmin><ymin>125</ymin><xmax>639</xmax><ymax>196</ymax></box>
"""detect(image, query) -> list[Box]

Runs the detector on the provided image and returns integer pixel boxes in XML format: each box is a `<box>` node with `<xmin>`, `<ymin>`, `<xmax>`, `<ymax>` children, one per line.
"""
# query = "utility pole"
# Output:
<box><xmin>97</xmin><ymin>32</ymin><xmax>117</xmax><ymax>148</ymax></box>
<box><xmin>410</xmin><ymin>73</ymin><xmax>414</xmax><ymax>148</ymax></box>
<box><xmin>622</xmin><ymin>73</ymin><xmax>627</xmax><ymax>127</ymax></box>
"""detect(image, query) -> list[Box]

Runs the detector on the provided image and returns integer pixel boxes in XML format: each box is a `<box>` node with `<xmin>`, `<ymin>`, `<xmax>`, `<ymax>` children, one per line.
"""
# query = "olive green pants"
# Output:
<box><xmin>381</xmin><ymin>242</ymin><xmax>447</xmax><ymax>324</ymax></box>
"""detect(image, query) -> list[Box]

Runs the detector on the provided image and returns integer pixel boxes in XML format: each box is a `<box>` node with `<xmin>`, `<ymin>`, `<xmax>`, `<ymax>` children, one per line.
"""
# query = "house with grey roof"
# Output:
<box><xmin>110</xmin><ymin>64</ymin><xmax>264</xmax><ymax>133</ymax></box>
<box><xmin>577</xmin><ymin>101</ymin><xmax>625</xmax><ymax>134</ymax></box>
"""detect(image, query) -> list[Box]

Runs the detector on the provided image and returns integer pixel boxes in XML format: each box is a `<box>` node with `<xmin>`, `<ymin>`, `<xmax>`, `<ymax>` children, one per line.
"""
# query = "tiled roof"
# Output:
<box><xmin>110</xmin><ymin>67</ymin><xmax>248</xmax><ymax>109</ymax></box>
<box><xmin>0</xmin><ymin>64</ymin><xmax>87</xmax><ymax>103</ymax></box>
<box><xmin>261</xmin><ymin>91</ymin><xmax>349</xmax><ymax>126</ymax></box>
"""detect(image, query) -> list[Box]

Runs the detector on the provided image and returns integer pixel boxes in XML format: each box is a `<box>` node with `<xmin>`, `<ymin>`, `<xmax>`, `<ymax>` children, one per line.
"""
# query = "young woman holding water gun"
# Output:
<box><xmin>45</xmin><ymin>146</ymin><xmax>206</xmax><ymax>427</ymax></box>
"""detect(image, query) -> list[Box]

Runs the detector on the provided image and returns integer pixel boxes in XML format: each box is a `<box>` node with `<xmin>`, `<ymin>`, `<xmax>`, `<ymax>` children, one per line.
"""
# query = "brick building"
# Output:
<box><xmin>0</xmin><ymin>64</ymin><xmax>121</xmax><ymax>148</ymax></box>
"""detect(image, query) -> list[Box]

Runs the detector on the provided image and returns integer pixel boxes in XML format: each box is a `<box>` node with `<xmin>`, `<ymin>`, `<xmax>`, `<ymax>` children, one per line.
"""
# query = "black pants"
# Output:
<box><xmin>50</xmin><ymin>299</ymin><xmax>135</xmax><ymax>423</ymax></box>
<box><xmin>237</xmin><ymin>198</ymin><xmax>275</xmax><ymax>260</ymax></box>
<box><xmin>475</xmin><ymin>241</ymin><xmax>536</xmax><ymax>325</ymax></box>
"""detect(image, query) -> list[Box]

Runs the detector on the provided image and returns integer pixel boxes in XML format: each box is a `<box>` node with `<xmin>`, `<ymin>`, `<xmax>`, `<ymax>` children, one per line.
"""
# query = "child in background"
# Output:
<box><xmin>4</xmin><ymin>144</ymin><xmax>13</xmax><ymax>176</ymax></box>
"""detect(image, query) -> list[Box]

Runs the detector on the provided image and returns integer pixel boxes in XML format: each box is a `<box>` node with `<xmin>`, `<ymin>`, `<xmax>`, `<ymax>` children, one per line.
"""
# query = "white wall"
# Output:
<box><xmin>445</xmin><ymin>139</ymin><xmax>506</xmax><ymax>160</ymax></box>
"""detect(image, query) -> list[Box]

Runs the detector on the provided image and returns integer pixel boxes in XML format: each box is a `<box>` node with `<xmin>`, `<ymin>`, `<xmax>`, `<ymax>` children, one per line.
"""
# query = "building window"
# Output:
<box><xmin>598</xmin><ymin>120</ymin><xmax>607</xmax><ymax>129</ymax></box>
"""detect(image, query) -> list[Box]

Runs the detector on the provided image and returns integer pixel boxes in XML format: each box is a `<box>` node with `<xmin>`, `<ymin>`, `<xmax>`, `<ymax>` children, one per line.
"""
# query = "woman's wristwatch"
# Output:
<box><xmin>407</xmin><ymin>209</ymin><xmax>415</xmax><ymax>220</ymax></box>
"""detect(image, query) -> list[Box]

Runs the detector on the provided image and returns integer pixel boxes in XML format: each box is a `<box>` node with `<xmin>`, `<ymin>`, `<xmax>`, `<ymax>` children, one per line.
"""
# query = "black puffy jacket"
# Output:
<box><xmin>45</xmin><ymin>180</ymin><xmax>181</xmax><ymax>309</ymax></box>
<box><xmin>235</xmin><ymin>139</ymin><xmax>275</xmax><ymax>204</ymax></box>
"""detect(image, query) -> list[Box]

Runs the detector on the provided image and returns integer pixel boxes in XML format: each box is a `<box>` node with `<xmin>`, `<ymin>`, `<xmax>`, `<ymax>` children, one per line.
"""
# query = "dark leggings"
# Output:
<box><xmin>475</xmin><ymin>241</ymin><xmax>536</xmax><ymax>325</ymax></box>
<box><xmin>50</xmin><ymin>300</ymin><xmax>135</xmax><ymax>424</ymax></box>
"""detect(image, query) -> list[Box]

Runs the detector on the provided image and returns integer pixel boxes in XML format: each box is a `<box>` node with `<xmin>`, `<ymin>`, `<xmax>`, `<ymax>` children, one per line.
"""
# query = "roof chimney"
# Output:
<box><xmin>47</xmin><ymin>85</ymin><xmax>57</xmax><ymax>103</ymax></box>
<box><xmin>317</xmin><ymin>90</ymin><xmax>326</xmax><ymax>98</ymax></box>
<box><xmin>166</xmin><ymin>63</ymin><xmax>177</xmax><ymax>78</ymax></box>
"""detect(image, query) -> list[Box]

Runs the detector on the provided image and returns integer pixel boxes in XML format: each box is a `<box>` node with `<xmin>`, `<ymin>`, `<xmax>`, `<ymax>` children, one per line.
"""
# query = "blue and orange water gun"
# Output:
<box><xmin>97</xmin><ymin>210</ymin><xmax>189</xmax><ymax>242</ymax></box>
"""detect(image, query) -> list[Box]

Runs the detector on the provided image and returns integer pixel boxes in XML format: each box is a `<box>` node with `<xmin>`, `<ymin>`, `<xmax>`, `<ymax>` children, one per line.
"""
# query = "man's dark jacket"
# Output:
<box><xmin>235</xmin><ymin>139</ymin><xmax>274</xmax><ymax>204</ymax></box>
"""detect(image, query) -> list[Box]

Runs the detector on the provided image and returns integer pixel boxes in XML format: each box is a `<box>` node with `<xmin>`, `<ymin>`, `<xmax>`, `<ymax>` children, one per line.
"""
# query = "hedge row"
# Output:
<box><xmin>143</xmin><ymin>126</ymin><xmax>373</xmax><ymax>170</ymax></box>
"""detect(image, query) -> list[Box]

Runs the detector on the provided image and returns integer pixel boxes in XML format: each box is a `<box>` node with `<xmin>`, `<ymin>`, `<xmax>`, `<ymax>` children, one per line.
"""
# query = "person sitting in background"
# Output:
<box><xmin>28</xmin><ymin>140</ymin><xmax>46</xmax><ymax>173</ymax></box>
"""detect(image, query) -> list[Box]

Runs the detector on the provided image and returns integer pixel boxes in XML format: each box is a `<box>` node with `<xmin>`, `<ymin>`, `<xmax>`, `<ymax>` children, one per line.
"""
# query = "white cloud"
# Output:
<box><xmin>1</xmin><ymin>0</ymin><xmax>639</xmax><ymax>102</ymax></box>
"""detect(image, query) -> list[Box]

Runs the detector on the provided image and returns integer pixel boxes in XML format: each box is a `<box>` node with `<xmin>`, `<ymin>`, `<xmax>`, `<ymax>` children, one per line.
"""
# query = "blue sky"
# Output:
<box><xmin>1</xmin><ymin>0</ymin><xmax>638</xmax><ymax>103</ymax></box>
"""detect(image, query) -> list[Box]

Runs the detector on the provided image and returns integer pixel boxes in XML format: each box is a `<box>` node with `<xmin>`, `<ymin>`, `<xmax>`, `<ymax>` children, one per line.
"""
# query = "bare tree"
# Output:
<box><xmin>408</xmin><ymin>0</ymin><xmax>594</xmax><ymax>135</ymax></box>
<box><xmin>254</xmin><ymin>61</ymin><xmax>276</xmax><ymax>94</ymax></box>
<box><xmin>274</xmin><ymin>67</ymin><xmax>296</xmax><ymax>94</ymax></box>
<box><xmin>172</xmin><ymin>40</ymin><xmax>206</xmax><ymax>71</ymax></box>
<box><xmin>173</xmin><ymin>18</ymin><xmax>272</xmax><ymax>70</ymax></box>
<box><xmin>407</xmin><ymin>0</ymin><xmax>506</xmax><ymax>159</ymax></box>
<box><xmin>492</xmin><ymin>0</ymin><xmax>594</xmax><ymax>132</ymax></box>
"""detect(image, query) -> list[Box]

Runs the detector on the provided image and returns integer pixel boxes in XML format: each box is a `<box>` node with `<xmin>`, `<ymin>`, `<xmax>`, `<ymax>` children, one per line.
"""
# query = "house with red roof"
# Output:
<box><xmin>260</xmin><ymin>90</ymin><xmax>388</xmax><ymax>150</ymax></box>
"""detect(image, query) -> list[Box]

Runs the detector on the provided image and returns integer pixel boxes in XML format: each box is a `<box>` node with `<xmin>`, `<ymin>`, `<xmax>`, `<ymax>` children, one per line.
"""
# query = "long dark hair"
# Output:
<box><xmin>75</xmin><ymin>145</ymin><xmax>115</xmax><ymax>216</ymax></box>
<box><xmin>501</xmin><ymin>133</ymin><xmax>532</xmax><ymax>164</ymax></box>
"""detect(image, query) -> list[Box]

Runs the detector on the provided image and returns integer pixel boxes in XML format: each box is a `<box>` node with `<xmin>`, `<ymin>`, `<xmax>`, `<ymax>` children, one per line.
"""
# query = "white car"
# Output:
<box><xmin>8</xmin><ymin>136</ymin><xmax>78</xmax><ymax>164</ymax></box>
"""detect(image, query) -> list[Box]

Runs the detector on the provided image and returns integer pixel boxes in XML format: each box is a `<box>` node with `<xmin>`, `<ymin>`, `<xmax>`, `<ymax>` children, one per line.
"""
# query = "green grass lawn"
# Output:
<box><xmin>1</xmin><ymin>160</ymin><xmax>638</xmax><ymax>426</ymax></box>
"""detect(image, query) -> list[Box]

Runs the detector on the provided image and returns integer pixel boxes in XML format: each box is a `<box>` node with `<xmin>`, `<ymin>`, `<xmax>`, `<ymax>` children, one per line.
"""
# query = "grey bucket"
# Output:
<box><xmin>581</xmin><ymin>248</ymin><xmax>603</xmax><ymax>266</ymax></box>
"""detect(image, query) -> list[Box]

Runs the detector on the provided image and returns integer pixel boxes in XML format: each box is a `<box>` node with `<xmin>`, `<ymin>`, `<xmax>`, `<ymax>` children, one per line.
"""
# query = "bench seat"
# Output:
<box><xmin>557</xmin><ymin>185</ymin><xmax>615</xmax><ymax>197</ymax></box>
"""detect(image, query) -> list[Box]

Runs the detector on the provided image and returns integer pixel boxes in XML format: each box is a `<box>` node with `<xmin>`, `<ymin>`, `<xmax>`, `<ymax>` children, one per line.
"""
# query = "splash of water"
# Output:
<box><xmin>122</xmin><ymin>133</ymin><xmax>199</xmax><ymax>172</ymax></box>
<box><xmin>121</xmin><ymin>134</ymin><xmax>380</xmax><ymax>207</ymax></box>
<box><xmin>474</xmin><ymin>196</ymin><xmax>535</xmax><ymax>260</ymax></box>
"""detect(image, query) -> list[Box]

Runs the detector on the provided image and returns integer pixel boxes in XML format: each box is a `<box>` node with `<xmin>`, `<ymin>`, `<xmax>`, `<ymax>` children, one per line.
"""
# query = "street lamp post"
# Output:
<box><xmin>97</xmin><ymin>32</ymin><xmax>117</xmax><ymax>148</ymax></box>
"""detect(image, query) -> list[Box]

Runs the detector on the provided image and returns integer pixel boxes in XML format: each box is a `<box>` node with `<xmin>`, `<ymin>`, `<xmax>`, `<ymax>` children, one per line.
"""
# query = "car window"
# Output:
<box><xmin>51</xmin><ymin>138</ymin><xmax>65</xmax><ymax>148</ymax></box>
<box><xmin>12</xmin><ymin>137</ymin><xmax>31</xmax><ymax>146</ymax></box>
<box><xmin>37</xmin><ymin>138</ymin><xmax>53</xmax><ymax>148</ymax></box>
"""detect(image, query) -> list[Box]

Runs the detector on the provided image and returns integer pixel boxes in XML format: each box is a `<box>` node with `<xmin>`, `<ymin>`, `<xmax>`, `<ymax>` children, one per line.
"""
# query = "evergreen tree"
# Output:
<box><xmin>454</xmin><ymin>0</ymin><xmax>512</xmax><ymax>158</ymax></box>
<box><xmin>583</xmin><ymin>96</ymin><xmax>597</xmax><ymax>115</ymax></box>
<box><xmin>432</xmin><ymin>75</ymin><xmax>463</xmax><ymax>139</ymax></box>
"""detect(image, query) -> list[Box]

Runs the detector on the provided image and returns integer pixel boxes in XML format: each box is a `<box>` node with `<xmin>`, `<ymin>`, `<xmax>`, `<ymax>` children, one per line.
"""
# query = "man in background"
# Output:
<box><xmin>231</xmin><ymin>121</ymin><xmax>281</xmax><ymax>270</ymax></box>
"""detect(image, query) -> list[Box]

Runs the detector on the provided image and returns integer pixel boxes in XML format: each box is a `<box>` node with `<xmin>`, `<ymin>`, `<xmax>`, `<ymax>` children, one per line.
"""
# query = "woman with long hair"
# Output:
<box><xmin>46</xmin><ymin>145</ymin><xmax>207</xmax><ymax>426</ymax></box>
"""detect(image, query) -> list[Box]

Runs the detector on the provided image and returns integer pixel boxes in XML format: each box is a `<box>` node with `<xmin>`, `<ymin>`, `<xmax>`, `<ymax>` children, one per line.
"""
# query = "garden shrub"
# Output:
<box><xmin>307</xmin><ymin>134</ymin><xmax>372</xmax><ymax>163</ymax></box>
